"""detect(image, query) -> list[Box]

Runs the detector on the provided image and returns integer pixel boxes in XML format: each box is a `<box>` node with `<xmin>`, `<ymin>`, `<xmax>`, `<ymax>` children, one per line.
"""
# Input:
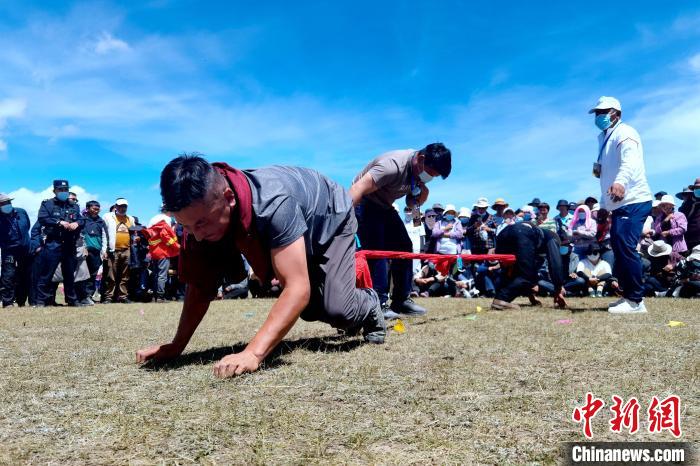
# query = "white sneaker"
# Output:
<box><xmin>608</xmin><ymin>299</ymin><xmax>647</xmax><ymax>314</ymax></box>
<box><xmin>608</xmin><ymin>297</ymin><xmax>625</xmax><ymax>307</ymax></box>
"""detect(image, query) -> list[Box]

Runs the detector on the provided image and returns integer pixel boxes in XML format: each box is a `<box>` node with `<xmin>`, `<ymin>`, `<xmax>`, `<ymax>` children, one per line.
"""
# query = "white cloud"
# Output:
<box><xmin>0</xmin><ymin>98</ymin><xmax>27</xmax><ymax>154</ymax></box>
<box><xmin>8</xmin><ymin>185</ymin><xmax>99</xmax><ymax>224</ymax></box>
<box><xmin>689</xmin><ymin>53</ymin><xmax>700</xmax><ymax>72</ymax></box>
<box><xmin>94</xmin><ymin>32</ymin><xmax>130</xmax><ymax>55</ymax></box>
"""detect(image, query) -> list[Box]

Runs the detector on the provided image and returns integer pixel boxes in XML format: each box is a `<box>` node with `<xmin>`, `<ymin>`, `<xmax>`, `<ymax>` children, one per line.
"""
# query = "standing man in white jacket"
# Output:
<box><xmin>590</xmin><ymin>96</ymin><xmax>652</xmax><ymax>314</ymax></box>
<box><xmin>102</xmin><ymin>198</ymin><xmax>136</xmax><ymax>303</ymax></box>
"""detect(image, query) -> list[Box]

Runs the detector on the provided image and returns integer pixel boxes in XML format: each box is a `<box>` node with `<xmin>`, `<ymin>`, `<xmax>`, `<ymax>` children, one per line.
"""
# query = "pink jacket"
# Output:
<box><xmin>653</xmin><ymin>211</ymin><xmax>688</xmax><ymax>255</ymax></box>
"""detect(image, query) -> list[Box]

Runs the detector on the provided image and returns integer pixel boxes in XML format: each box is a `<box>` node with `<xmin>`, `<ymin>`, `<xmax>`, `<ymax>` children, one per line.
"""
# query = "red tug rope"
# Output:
<box><xmin>355</xmin><ymin>250</ymin><xmax>516</xmax><ymax>288</ymax></box>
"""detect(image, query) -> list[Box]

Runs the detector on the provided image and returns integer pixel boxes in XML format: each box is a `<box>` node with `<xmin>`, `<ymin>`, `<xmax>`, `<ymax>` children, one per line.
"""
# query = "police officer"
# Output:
<box><xmin>0</xmin><ymin>193</ymin><xmax>31</xmax><ymax>307</ymax></box>
<box><xmin>34</xmin><ymin>180</ymin><xmax>85</xmax><ymax>307</ymax></box>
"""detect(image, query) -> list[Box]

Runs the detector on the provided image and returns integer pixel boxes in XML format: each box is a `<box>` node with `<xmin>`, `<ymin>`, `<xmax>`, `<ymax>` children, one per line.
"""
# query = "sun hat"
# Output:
<box><xmin>491</xmin><ymin>198</ymin><xmax>508</xmax><ymax>209</ymax></box>
<box><xmin>688</xmin><ymin>245</ymin><xmax>700</xmax><ymax>262</ymax></box>
<box><xmin>658</xmin><ymin>194</ymin><xmax>675</xmax><ymax>207</ymax></box>
<box><xmin>648</xmin><ymin>240</ymin><xmax>672</xmax><ymax>258</ymax></box>
<box><xmin>444</xmin><ymin>204</ymin><xmax>457</xmax><ymax>215</ymax></box>
<box><xmin>474</xmin><ymin>197</ymin><xmax>489</xmax><ymax>208</ymax></box>
<box><xmin>458</xmin><ymin>207</ymin><xmax>471</xmax><ymax>218</ymax></box>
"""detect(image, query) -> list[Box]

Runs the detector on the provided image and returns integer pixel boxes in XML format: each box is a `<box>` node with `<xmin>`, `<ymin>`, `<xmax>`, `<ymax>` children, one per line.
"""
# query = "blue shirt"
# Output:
<box><xmin>0</xmin><ymin>207</ymin><xmax>31</xmax><ymax>252</ymax></box>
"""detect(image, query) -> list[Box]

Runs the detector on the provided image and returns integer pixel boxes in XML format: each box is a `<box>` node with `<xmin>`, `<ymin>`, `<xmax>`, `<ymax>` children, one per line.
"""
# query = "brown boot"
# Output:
<box><xmin>491</xmin><ymin>299</ymin><xmax>521</xmax><ymax>310</ymax></box>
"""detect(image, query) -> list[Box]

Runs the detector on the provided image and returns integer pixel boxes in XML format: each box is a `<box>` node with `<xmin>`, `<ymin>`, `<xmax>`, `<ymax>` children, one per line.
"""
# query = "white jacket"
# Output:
<box><xmin>103</xmin><ymin>212</ymin><xmax>136</xmax><ymax>252</ymax></box>
<box><xmin>597</xmin><ymin>121</ymin><xmax>652</xmax><ymax>211</ymax></box>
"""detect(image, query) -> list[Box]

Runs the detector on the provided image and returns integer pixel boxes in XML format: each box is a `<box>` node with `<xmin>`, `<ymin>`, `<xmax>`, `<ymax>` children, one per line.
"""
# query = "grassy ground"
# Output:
<box><xmin>0</xmin><ymin>297</ymin><xmax>697</xmax><ymax>465</ymax></box>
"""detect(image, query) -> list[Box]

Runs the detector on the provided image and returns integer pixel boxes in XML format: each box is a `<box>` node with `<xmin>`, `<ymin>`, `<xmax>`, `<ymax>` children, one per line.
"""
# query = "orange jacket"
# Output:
<box><xmin>143</xmin><ymin>220</ymin><xmax>180</xmax><ymax>260</ymax></box>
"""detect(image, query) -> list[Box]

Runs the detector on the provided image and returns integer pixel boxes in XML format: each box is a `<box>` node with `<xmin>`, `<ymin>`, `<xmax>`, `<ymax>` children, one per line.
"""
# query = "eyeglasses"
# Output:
<box><xmin>426</xmin><ymin>215</ymin><xmax>437</xmax><ymax>218</ymax></box>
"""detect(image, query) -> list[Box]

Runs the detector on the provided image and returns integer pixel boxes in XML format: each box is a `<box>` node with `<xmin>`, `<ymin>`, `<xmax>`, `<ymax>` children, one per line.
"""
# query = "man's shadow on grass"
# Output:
<box><xmin>140</xmin><ymin>334</ymin><xmax>364</xmax><ymax>372</ymax></box>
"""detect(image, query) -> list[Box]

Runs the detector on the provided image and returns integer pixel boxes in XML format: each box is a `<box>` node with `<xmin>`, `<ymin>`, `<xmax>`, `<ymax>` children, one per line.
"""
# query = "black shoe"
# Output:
<box><xmin>390</xmin><ymin>298</ymin><xmax>427</xmax><ymax>316</ymax></box>
<box><xmin>66</xmin><ymin>301</ymin><xmax>87</xmax><ymax>307</ymax></box>
<box><xmin>80</xmin><ymin>298</ymin><xmax>95</xmax><ymax>306</ymax></box>
<box><xmin>361</xmin><ymin>289</ymin><xmax>386</xmax><ymax>344</ymax></box>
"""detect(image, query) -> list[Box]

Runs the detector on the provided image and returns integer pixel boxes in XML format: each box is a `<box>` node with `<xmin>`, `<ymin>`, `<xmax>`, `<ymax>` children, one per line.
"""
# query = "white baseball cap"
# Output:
<box><xmin>589</xmin><ymin>96</ymin><xmax>622</xmax><ymax>114</ymax></box>
<box><xmin>115</xmin><ymin>198</ymin><xmax>129</xmax><ymax>206</ymax></box>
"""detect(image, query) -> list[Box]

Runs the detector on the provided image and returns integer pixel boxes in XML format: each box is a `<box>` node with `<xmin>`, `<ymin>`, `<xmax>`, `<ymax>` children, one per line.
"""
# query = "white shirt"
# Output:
<box><xmin>404</xmin><ymin>222</ymin><xmax>425</xmax><ymax>253</ymax></box>
<box><xmin>576</xmin><ymin>258</ymin><xmax>612</xmax><ymax>278</ymax></box>
<box><xmin>597</xmin><ymin>121</ymin><xmax>652</xmax><ymax>211</ymax></box>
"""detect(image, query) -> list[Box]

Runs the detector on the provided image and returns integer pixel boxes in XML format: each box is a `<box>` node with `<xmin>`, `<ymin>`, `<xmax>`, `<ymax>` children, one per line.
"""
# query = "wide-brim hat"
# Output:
<box><xmin>689</xmin><ymin>178</ymin><xmax>700</xmax><ymax>190</ymax></box>
<box><xmin>528</xmin><ymin>198</ymin><xmax>541</xmax><ymax>207</ymax></box>
<box><xmin>474</xmin><ymin>197</ymin><xmax>489</xmax><ymax>208</ymax></box>
<box><xmin>458</xmin><ymin>207</ymin><xmax>471</xmax><ymax>218</ymax></box>
<box><xmin>0</xmin><ymin>193</ymin><xmax>14</xmax><ymax>203</ymax></box>
<box><xmin>648</xmin><ymin>240</ymin><xmax>672</xmax><ymax>258</ymax></box>
<box><xmin>688</xmin><ymin>245</ymin><xmax>700</xmax><ymax>262</ymax></box>
<box><xmin>491</xmin><ymin>198</ymin><xmax>508</xmax><ymax>209</ymax></box>
<box><xmin>432</xmin><ymin>203</ymin><xmax>444</xmax><ymax>211</ymax></box>
<box><xmin>676</xmin><ymin>187</ymin><xmax>692</xmax><ymax>200</ymax></box>
<box><xmin>444</xmin><ymin>204</ymin><xmax>457</xmax><ymax>215</ymax></box>
<box><xmin>556</xmin><ymin>199</ymin><xmax>569</xmax><ymax>208</ymax></box>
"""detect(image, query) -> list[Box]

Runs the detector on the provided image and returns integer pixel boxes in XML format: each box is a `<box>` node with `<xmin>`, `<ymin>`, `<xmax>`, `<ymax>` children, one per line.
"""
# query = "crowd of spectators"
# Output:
<box><xmin>1</xmin><ymin>176</ymin><xmax>699</xmax><ymax>308</ymax></box>
<box><xmin>404</xmin><ymin>177</ymin><xmax>700</xmax><ymax>300</ymax></box>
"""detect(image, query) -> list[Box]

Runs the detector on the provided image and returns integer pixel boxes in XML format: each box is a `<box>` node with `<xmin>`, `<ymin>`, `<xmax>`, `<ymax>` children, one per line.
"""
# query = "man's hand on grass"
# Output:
<box><xmin>554</xmin><ymin>288</ymin><xmax>568</xmax><ymax>309</ymax></box>
<box><xmin>213</xmin><ymin>350</ymin><xmax>262</xmax><ymax>378</ymax></box>
<box><xmin>136</xmin><ymin>342</ymin><xmax>184</xmax><ymax>363</ymax></box>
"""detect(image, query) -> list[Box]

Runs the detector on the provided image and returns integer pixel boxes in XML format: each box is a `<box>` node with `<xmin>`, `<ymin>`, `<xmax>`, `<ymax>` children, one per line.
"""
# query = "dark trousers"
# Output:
<box><xmin>495</xmin><ymin>223</ymin><xmax>539</xmax><ymax>302</ymax></box>
<box><xmin>679</xmin><ymin>281</ymin><xmax>700</xmax><ymax>298</ymax></box>
<box><xmin>355</xmin><ymin>200</ymin><xmax>413</xmax><ymax>305</ymax></box>
<box><xmin>301</xmin><ymin>209</ymin><xmax>376</xmax><ymax>330</ymax></box>
<box><xmin>36</xmin><ymin>241</ymin><xmax>78</xmax><ymax>305</ymax></box>
<box><xmin>1</xmin><ymin>248</ymin><xmax>31</xmax><ymax>306</ymax></box>
<box><xmin>76</xmin><ymin>249</ymin><xmax>102</xmax><ymax>300</ymax></box>
<box><xmin>611</xmin><ymin>201</ymin><xmax>652</xmax><ymax>303</ymax></box>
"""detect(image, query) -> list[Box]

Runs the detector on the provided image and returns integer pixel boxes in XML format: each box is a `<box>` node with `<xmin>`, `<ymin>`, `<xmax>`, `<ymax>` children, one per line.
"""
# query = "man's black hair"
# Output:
<box><xmin>420</xmin><ymin>142</ymin><xmax>452</xmax><ymax>179</ymax></box>
<box><xmin>160</xmin><ymin>153</ymin><xmax>218</xmax><ymax>212</ymax></box>
<box><xmin>86</xmin><ymin>200</ymin><xmax>100</xmax><ymax>209</ymax></box>
<box><xmin>584</xmin><ymin>196</ymin><xmax>598</xmax><ymax>205</ymax></box>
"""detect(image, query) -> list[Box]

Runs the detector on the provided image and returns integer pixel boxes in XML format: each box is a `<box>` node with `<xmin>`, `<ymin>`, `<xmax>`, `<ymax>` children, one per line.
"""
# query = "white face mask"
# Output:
<box><xmin>404</xmin><ymin>213</ymin><xmax>413</xmax><ymax>223</ymax></box>
<box><xmin>418</xmin><ymin>170</ymin><xmax>434</xmax><ymax>184</ymax></box>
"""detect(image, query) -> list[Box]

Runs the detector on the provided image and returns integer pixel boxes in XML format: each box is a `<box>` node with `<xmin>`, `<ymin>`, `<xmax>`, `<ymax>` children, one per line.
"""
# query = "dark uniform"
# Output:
<box><xmin>35</xmin><ymin>180</ymin><xmax>85</xmax><ymax>306</ymax></box>
<box><xmin>0</xmin><ymin>205</ymin><xmax>31</xmax><ymax>307</ymax></box>
<box><xmin>494</xmin><ymin>222</ymin><xmax>564</xmax><ymax>302</ymax></box>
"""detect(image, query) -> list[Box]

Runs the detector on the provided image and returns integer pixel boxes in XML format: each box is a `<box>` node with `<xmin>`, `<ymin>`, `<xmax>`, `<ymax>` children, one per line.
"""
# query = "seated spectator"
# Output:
<box><xmin>594</xmin><ymin>208</ymin><xmax>615</xmax><ymax>269</ymax></box>
<box><xmin>536</xmin><ymin>202</ymin><xmax>557</xmax><ymax>233</ymax></box>
<box><xmin>565</xmin><ymin>245</ymin><xmax>617</xmax><ymax>297</ymax></box>
<box><xmin>432</xmin><ymin>204</ymin><xmax>463</xmax><ymax>255</ymax></box>
<box><xmin>569</xmin><ymin>204</ymin><xmax>597</xmax><ymax>257</ymax></box>
<box><xmin>644</xmin><ymin>240</ymin><xmax>675</xmax><ymax>297</ymax></box>
<box><xmin>653</xmin><ymin>194</ymin><xmax>687</xmax><ymax>265</ymax></box>
<box><xmin>679</xmin><ymin>178</ymin><xmax>700</xmax><ymax>251</ymax></box>
<box><xmin>413</xmin><ymin>261</ymin><xmax>450</xmax><ymax>297</ymax></box>
<box><xmin>474</xmin><ymin>258</ymin><xmax>501</xmax><ymax>297</ymax></box>
<box><xmin>674</xmin><ymin>245</ymin><xmax>700</xmax><ymax>298</ymax></box>
<box><xmin>640</xmin><ymin>199</ymin><xmax>659</xmax><ymax>253</ymax></box>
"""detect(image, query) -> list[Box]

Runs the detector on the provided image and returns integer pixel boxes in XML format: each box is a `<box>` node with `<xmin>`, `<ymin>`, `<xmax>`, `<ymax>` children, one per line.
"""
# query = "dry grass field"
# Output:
<box><xmin>0</xmin><ymin>297</ymin><xmax>697</xmax><ymax>464</ymax></box>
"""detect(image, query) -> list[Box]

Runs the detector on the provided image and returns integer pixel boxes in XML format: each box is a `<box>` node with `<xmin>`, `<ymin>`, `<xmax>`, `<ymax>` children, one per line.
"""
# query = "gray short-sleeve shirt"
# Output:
<box><xmin>352</xmin><ymin>149</ymin><xmax>415</xmax><ymax>208</ymax></box>
<box><xmin>243</xmin><ymin>166</ymin><xmax>353</xmax><ymax>256</ymax></box>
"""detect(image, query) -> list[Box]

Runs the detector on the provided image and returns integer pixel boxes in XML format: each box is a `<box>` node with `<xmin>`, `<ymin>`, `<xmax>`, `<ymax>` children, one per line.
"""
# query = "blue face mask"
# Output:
<box><xmin>559</xmin><ymin>245</ymin><xmax>569</xmax><ymax>255</ymax></box>
<box><xmin>0</xmin><ymin>204</ymin><xmax>12</xmax><ymax>214</ymax></box>
<box><xmin>56</xmin><ymin>191</ymin><xmax>69</xmax><ymax>202</ymax></box>
<box><xmin>694</xmin><ymin>189</ymin><xmax>700</xmax><ymax>199</ymax></box>
<box><xmin>444</xmin><ymin>214</ymin><xmax>455</xmax><ymax>222</ymax></box>
<box><xmin>460</xmin><ymin>217</ymin><xmax>469</xmax><ymax>225</ymax></box>
<box><xmin>595</xmin><ymin>114</ymin><xmax>612</xmax><ymax>131</ymax></box>
<box><xmin>523</xmin><ymin>213</ymin><xmax>532</xmax><ymax>222</ymax></box>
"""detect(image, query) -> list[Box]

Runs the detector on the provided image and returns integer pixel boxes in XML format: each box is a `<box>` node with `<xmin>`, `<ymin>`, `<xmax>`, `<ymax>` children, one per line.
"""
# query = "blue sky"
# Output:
<box><xmin>1</xmin><ymin>1</ymin><xmax>699</xmax><ymax>222</ymax></box>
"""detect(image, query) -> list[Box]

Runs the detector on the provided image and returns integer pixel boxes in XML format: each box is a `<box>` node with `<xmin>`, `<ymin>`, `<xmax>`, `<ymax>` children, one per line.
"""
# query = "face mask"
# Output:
<box><xmin>587</xmin><ymin>253</ymin><xmax>600</xmax><ymax>262</ymax></box>
<box><xmin>56</xmin><ymin>192</ymin><xmax>69</xmax><ymax>202</ymax></box>
<box><xmin>523</xmin><ymin>213</ymin><xmax>532</xmax><ymax>222</ymax></box>
<box><xmin>0</xmin><ymin>204</ymin><xmax>12</xmax><ymax>214</ymax></box>
<box><xmin>460</xmin><ymin>217</ymin><xmax>469</xmax><ymax>225</ymax></box>
<box><xmin>559</xmin><ymin>246</ymin><xmax>569</xmax><ymax>255</ymax></box>
<box><xmin>418</xmin><ymin>170</ymin><xmax>434</xmax><ymax>184</ymax></box>
<box><xmin>404</xmin><ymin>213</ymin><xmax>413</xmax><ymax>223</ymax></box>
<box><xmin>578</xmin><ymin>213</ymin><xmax>586</xmax><ymax>220</ymax></box>
<box><xmin>444</xmin><ymin>214</ymin><xmax>455</xmax><ymax>222</ymax></box>
<box><xmin>694</xmin><ymin>189</ymin><xmax>700</xmax><ymax>199</ymax></box>
<box><xmin>595</xmin><ymin>113</ymin><xmax>612</xmax><ymax>131</ymax></box>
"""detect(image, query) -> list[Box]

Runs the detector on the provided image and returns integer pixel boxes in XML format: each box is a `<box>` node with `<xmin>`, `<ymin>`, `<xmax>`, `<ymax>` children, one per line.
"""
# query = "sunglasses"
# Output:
<box><xmin>426</xmin><ymin>215</ymin><xmax>437</xmax><ymax>218</ymax></box>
